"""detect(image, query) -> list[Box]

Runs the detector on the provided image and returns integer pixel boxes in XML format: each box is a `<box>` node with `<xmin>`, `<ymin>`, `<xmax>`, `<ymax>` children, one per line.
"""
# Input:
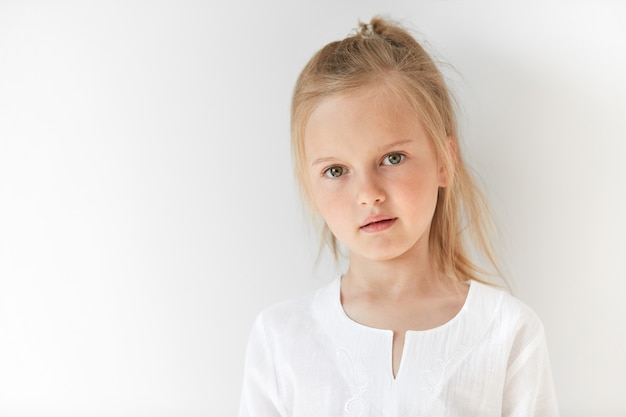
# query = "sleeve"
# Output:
<box><xmin>238</xmin><ymin>313</ymin><xmax>286</xmax><ymax>417</ymax></box>
<box><xmin>502</xmin><ymin>320</ymin><xmax>560</xmax><ymax>417</ymax></box>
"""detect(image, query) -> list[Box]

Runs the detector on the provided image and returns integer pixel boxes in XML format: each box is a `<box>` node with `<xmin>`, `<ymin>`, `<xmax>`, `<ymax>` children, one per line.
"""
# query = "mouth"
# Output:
<box><xmin>360</xmin><ymin>217</ymin><xmax>397</xmax><ymax>233</ymax></box>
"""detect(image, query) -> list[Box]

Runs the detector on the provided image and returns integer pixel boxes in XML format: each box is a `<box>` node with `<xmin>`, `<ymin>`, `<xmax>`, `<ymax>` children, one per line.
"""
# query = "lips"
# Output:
<box><xmin>360</xmin><ymin>215</ymin><xmax>397</xmax><ymax>233</ymax></box>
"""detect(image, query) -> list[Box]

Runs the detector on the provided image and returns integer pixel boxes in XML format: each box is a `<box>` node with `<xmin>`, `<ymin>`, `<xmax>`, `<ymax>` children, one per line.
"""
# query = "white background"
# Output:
<box><xmin>1</xmin><ymin>1</ymin><xmax>625</xmax><ymax>416</ymax></box>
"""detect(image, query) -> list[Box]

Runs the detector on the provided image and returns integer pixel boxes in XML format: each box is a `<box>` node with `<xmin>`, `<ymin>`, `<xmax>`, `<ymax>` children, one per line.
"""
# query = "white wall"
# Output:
<box><xmin>1</xmin><ymin>1</ymin><xmax>624</xmax><ymax>416</ymax></box>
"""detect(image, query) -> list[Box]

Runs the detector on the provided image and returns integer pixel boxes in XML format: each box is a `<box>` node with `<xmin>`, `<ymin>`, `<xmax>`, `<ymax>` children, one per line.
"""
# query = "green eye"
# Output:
<box><xmin>324</xmin><ymin>166</ymin><xmax>344</xmax><ymax>178</ymax></box>
<box><xmin>383</xmin><ymin>153</ymin><xmax>405</xmax><ymax>165</ymax></box>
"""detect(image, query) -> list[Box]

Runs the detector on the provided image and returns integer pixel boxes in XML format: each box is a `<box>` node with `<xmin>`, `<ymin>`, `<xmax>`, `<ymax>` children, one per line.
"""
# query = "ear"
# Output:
<box><xmin>438</xmin><ymin>137</ymin><xmax>456</xmax><ymax>187</ymax></box>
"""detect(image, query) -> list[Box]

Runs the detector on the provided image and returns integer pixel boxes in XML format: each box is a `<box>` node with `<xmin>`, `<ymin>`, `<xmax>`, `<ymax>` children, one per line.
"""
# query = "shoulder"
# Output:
<box><xmin>469</xmin><ymin>280</ymin><xmax>545</xmax><ymax>341</ymax></box>
<box><xmin>252</xmin><ymin>278</ymin><xmax>338</xmax><ymax>338</ymax></box>
<box><xmin>468</xmin><ymin>285</ymin><xmax>559</xmax><ymax>414</ymax></box>
<box><xmin>256</xmin><ymin>293</ymin><xmax>315</xmax><ymax>328</ymax></box>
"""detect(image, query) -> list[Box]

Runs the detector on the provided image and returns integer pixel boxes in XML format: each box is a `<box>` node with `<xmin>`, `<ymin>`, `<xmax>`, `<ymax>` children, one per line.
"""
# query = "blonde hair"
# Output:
<box><xmin>291</xmin><ymin>17</ymin><xmax>500</xmax><ymax>284</ymax></box>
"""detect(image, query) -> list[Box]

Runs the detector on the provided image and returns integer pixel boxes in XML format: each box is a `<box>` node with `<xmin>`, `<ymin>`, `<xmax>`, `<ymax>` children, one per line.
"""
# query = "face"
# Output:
<box><xmin>303</xmin><ymin>86</ymin><xmax>448</xmax><ymax>264</ymax></box>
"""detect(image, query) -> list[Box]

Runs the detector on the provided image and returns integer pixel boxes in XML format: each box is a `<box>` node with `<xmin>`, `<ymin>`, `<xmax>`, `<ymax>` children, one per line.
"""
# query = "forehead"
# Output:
<box><xmin>310</xmin><ymin>85</ymin><xmax>415</xmax><ymax>125</ymax></box>
<box><xmin>303</xmin><ymin>86</ymin><xmax>426</xmax><ymax>157</ymax></box>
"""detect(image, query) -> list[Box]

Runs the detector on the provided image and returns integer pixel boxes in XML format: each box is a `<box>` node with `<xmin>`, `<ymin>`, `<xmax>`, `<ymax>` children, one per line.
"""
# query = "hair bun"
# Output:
<box><xmin>358</xmin><ymin>17</ymin><xmax>412</xmax><ymax>48</ymax></box>
<box><xmin>358</xmin><ymin>17</ymin><xmax>387</xmax><ymax>37</ymax></box>
<box><xmin>357</xmin><ymin>22</ymin><xmax>373</xmax><ymax>37</ymax></box>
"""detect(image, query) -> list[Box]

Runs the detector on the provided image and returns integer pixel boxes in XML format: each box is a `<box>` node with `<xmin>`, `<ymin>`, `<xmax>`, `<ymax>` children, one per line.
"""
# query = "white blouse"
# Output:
<box><xmin>239</xmin><ymin>277</ymin><xmax>559</xmax><ymax>417</ymax></box>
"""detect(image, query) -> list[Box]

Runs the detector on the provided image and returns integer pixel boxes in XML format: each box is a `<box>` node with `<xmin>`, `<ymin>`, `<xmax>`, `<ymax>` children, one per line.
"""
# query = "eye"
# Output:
<box><xmin>324</xmin><ymin>166</ymin><xmax>345</xmax><ymax>178</ymax></box>
<box><xmin>382</xmin><ymin>153</ymin><xmax>405</xmax><ymax>166</ymax></box>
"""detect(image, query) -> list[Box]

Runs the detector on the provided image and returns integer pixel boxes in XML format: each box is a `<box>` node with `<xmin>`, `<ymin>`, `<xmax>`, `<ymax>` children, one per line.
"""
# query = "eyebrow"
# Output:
<box><xmin>310</xmin><ymin>139</ymin><xmax>415</xmax><ymax>166</ymax></box>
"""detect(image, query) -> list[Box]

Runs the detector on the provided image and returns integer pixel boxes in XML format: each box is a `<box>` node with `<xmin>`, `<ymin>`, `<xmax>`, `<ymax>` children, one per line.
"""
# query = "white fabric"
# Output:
<box><xmin>239</xmin><ymin>277</ymin><xmax>559</xmax><ymax>417</ymax></box>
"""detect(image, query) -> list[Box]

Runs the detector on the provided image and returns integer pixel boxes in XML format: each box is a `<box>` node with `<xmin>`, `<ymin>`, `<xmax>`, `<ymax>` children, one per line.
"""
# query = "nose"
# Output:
<box><xmin>357</xmin><ymin>172</ymin><xmax>386</xmax><ymax>206</ymax></box>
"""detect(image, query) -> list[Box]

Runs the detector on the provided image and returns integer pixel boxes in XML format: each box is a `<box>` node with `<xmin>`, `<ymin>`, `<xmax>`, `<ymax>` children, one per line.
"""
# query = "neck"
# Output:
<box><xmin>344</xmin><ymin>246</ymin><xmax>444</xmax><ymax>299</ymax></box>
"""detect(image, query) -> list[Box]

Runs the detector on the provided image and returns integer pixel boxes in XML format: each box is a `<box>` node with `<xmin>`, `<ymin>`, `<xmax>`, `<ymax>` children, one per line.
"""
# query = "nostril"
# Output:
<box><xmin>357</xmin><ymin>178</ymin><xmax>386</xmax><ymax>206</ymax></box>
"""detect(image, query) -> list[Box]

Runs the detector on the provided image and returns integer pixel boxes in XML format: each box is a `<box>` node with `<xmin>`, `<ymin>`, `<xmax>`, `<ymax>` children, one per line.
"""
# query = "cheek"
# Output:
<box><xmin>306</xmin><ymin>175</ymin><xmax>326</xmax><ymax>212</ymax></box>
<box><xmin>394</xmin><ymin>169</ymin><xmax>440</xmax><ymax>207</ymax></box>
<box><xmin>310</xmin><ymin>184</ymin><xmax>349</xmax><ymax>224</ymax></box>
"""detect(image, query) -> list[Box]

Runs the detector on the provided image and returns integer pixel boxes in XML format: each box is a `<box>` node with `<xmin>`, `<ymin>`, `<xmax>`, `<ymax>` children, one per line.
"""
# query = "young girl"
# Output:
<box><xmin>239</xmin><ymin>17</ymin><xmax>559</xmax><ymax>417</ymax></box>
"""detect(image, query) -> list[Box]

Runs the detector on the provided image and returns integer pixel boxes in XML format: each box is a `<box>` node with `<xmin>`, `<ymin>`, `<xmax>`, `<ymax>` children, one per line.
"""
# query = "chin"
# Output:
<box><xmin>353</xmin><ymin>246</ymin><xmax>411</xmax><ymax>263</ymax></box>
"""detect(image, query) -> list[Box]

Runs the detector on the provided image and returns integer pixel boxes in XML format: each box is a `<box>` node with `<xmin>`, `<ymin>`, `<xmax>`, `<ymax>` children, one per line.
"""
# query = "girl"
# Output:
<box><xmin>239</xmin><ymin>17</ymin><xmax>559</xmax><ymax>417</ymax></box>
